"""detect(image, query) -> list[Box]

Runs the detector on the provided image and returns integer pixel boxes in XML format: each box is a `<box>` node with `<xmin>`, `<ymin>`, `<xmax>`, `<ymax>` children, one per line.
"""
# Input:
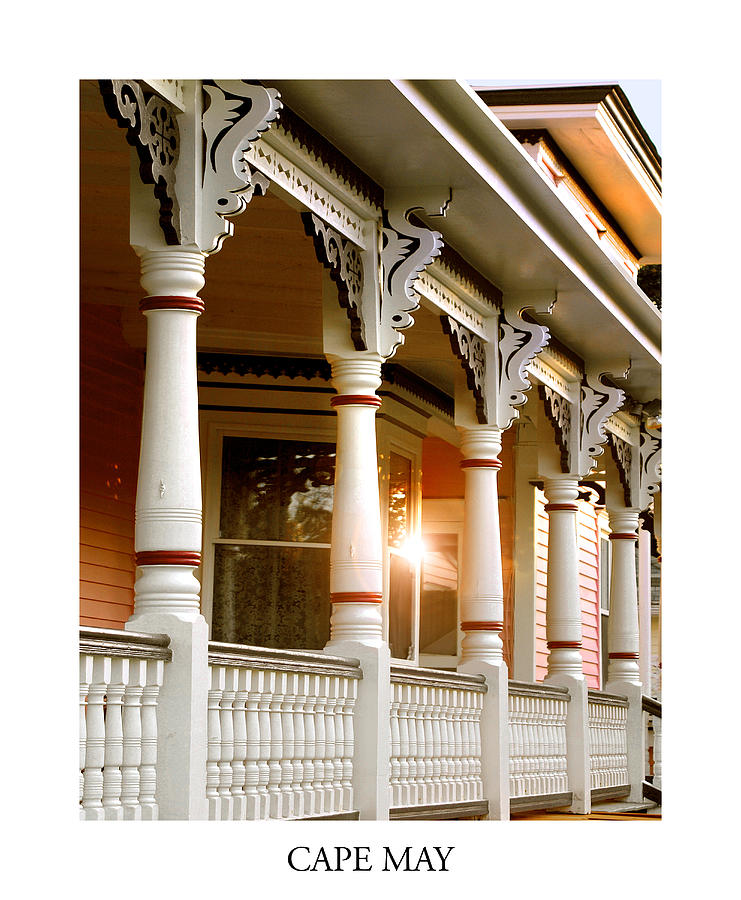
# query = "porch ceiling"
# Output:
<box><xmin>269</xmin><ymin>79</ymin><xmax>661</xmax><ymax>402</ymax></box>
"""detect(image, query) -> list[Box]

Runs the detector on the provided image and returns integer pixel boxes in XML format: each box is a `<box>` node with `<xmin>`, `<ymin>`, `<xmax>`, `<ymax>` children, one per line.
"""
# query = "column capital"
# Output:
<box><xmin>542</xmin><ymin>475</ymin><xmax>580</xmax><ymax>506</ymax></box>
<box><xmin>326</xmin><ymin>353</ymin><xmax>383</xmax><ymax>396</ymax></box>
<box><xmin>135</xmin><ymin>246</ymin><xmax>206</xmax><ymax>299</ymax></box>
<box><xmin>458</xmin><ymin>424</ymin><xmax>503</xmax><ymax>461</ymax></box>
<box><xmin>607</xmin><ymin>507</ymin><xmax>641</xmax><ymax>536</ymax></box>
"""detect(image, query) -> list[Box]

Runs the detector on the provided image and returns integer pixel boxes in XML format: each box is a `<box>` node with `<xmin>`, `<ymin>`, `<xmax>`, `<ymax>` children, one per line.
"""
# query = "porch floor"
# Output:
<box><xmin>512</xmin><ymin>801</ymin><xmax>660</xmax><ymax>821</ymax></box>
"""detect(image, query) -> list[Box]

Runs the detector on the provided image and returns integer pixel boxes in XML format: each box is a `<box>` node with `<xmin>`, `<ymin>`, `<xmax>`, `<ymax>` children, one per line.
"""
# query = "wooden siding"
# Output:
<box><xmin>534</xmin><ymin>489</ymin><xmax>602</xmax><ymax>689</ymax></box>
<box><xmin>80</xmin><ymin>303</ymin><xmax>143</xmax><ymax>628</ymax></box>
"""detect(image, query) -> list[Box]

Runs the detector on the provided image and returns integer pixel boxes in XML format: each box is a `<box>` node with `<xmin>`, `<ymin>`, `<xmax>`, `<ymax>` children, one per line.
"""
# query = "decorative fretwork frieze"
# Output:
<box><xmin>100</xmin><ymin>79</ymin><xmax>181</xmax><ymax>245</ymax></box>
<box><xmin>244</xmin><ymin>128</ymin><xmax>371</xmax><ymax>248</ymax></box>
<box><xmin>638</xmin><ymin>423</ymin><xmax>661</xmax><ymax>510</ymax></box>
<box><xmin>302</xmin><ymin>212</ymin><xmax>366</xmax><ymax>350</ymax></box>
<box><xmin>197</xmin><ymin>352</ymin><xmax>332</xmax><ymax>382</ymax></box>
<box><xmin>540</xmin><ymin>385</ymin><xmax>572</xmax><ymax>473</ymax></box>
<box><xmin>578</xmin><ymin>368</ymin><xmax>627</xmax><ymax>476</ymax></box>
<box><xmin>497</xmin><ymin>298</ymin><xmax>553</xmax><ymax>429</ymax></box>
<box><xmin>380</xmin><ymin>205</ymin><xmax>444</xmax><ymax>357</ymax></box>
<box><xmin>441</xmin><ymin>316</ymin><xmax>487</xmax><ymax>424</ymax></box>
<box><xmin>608</xmin><ymin>433</ymin><xmax>633</xmax><ymax>507</ymax></box>
<box><xmin>200</xmin><ymin>80</ymin><xmax>282</xmax><ymax>253</ymax></box>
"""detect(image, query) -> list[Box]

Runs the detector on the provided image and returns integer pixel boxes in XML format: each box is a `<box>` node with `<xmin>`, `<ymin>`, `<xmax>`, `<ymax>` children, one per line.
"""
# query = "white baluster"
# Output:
<box><xmin>312</xmin><ymin>674</ymin><xmax>327</xmax><ymax>815</ymax></box>
<box><xmin>268</xmin><ymin>670</ymin><xmax>285</xmax><ymax>818</ymax></box>
<box><xmin>280</xmin><ymin>671</ymin><xmax>295</xmax><ymax>819</ymax></box>
<box><xmin>302</xmin><ymin>675</ymin><xmax>318</xmax><ymax>817</ymax></box>
<box><xmin>231</xmin><ymin>668</ymin><xmax>248</xmax><ymax>820</ymax></box>
<box><xmin>79</xmin><ymin>655</ymin><xmax>92</xmax><ymax>818</ymax></box>
<box><xmin>207</xmin><ymin>666</ymin><xmax>224</xmax><ymax>820</ymax></box>
<box><xmin>121</xmin><ymin>658</ymin><xmax>146</xmax><ymax>820</ymax></box>
<box><xmin>331</xmin><ymin>677</ymin><xmax>345</xmax><ymax>813</ymax></box>
<box><xmin>82</xmin><ymin>655</ymin><xmax>109</xmax><ymax>819</ymax></box>
<box><xmin>322</xmin><ymin>677</ymin><xmax>337</xmax><ymax>815</ymax></box>
<box><xmin>102</xmin><ymin>657</ymin><xmax>127</xmax><ymax>819</ymax></box>
<box><xmin>430</xmin><ymin>686</ymin><xmax>443</xmax><ymax>804</ymax></box>
<box><xmin>289</xmin><ymin>672</ymin><xmax>305</xmax><ymax>819</ymax></box>
<box><xmin>257</xmin><ymin>669</ymin><xmax>272</xmax><ymax>819</ymax></box>
<box><xmin>218</xmin><ymin>667</ymin><xmax>237</xmax><ymax>820</ymax></box>
<box><xmin>342</xmin><ymin>677</ymin><xmax>357</xmax><ymax>811</ymax></box>
<box><xmin>244</xmin><ymin>668</ymin><xmax>261</xmax><ymax>820</ymax></box>
<box><xmin>139</xmin><ymin>659</ymin><xmax>163</xmax><ymax>820</ymax></box>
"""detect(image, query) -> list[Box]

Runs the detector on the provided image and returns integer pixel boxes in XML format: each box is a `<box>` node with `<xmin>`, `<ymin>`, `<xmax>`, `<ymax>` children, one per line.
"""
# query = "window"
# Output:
<box><xmin>203</xmin><ymin>429</ymin><xmax>336</xmax><ymax>650</ymax></box>
<box><xmin>386</xmin><ymin>451</ymin><xmax>419</xmax><ymax>661</ymax></box>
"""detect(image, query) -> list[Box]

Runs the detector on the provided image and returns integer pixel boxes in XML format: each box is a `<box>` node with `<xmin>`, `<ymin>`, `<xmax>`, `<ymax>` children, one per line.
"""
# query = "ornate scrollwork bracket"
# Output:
<box><xmin>100</xmin><ymin>80</ymin><xmax>181</xmax><ymax>245</ymax></box>
<box><xmin>578</xmin><ymin>363</ymin><xmax>629</xmax><ymax>476</ymax></box>
<box><xmin>200</xmin><ymin>80</ymin><xmax>282</xmax><ymax>253</ymax></box>
<box><xmin>638</xmin><ymin>418</ymin><xmax>661</xmax><ymax>510</ymax></box>
<box><xmin>540</xmin><ymin>385</ymin><xmax>572</xmax><ymax>473</ymax></box>
<box><xmin>380</xmin><ymin>197</ymin><xmax>445</xmax><ymax>358</ymax></box>
<box><xmin>441</xmin><ymin>316</ymin><xmax>487</xmax><ymax>423</ymax></box>
<box><xmin>302</xmin><ymin>212</ymin><xmax>366</xmax><ymax>350</ymax></box>
<box><xmin>497</xmin><ymin>295</ymin><xmax>554</xmax><ymax>429</ymax></box>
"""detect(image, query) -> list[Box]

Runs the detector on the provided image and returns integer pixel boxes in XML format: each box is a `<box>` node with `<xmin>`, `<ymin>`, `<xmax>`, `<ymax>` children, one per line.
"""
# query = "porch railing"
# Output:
<box><xmin>642</xmin><ymin>694</ymin><xmax>661</xmax><ymax>804</ymax></box>
<box><xmin>389</xmin><ymin>665</ymin><xmax>487</xmax><ymax>818</ymax></box>
<box><xmin>508</xmin><ymin>680</ymin><xmax>570</xmax><ymax>807</ymax></box>
<box><xmin>206</xmin><ymin>642</ymin><xmax>362</xmax><ymax>820</ymax></box>
<box><xmin>79</xmin><ymin>627</ymin><xmax>171</xmax><ymax>820</ymax></box>
<box><xmin>587</xmin><ymin>690</ymin><xmax>630</xmax><ymax>796</ymax></box>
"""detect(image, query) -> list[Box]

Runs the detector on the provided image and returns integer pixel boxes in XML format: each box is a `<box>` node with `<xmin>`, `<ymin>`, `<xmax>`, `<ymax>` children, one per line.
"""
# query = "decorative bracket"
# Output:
<box><xmin>497</xmin><ymin>294</ymin><xmax>554</xmax><ymax>429</ymax></box>
<box><xmin>441</xmin><ymin>316</ymin><xmax>487</xmax><ymax>423</ymax></box>
<box><xmin>200</xmin><ymin>80</ymin><xmax>282</xmax><ymax>253</ymax></box>
<box><xmin>380</xmin><ymin>196</ymin><xmax>445</xmax><ymax>358</ymax></box>
<box><xmin>578</xmin><ymin>362</ymin><xmax>629</xmax><ymax>476</ymax></box>
<box><xmin>100</xmin><ymin>80</ymin><xmax>181</xmax><ymax>245</ymax></box>
<box><xmin>638</xmin><ymin>418</ymin><xmax>662</xmax><ymax>510</ymax></box>
<box><xmin>302</xmin><ymin>212</ymin><xmax>366</xmax><ymax>350</ymax></box>
<box><xmin>540</xmin><ymin>385</ymin><xmax>572</xmax><ymax>472</ymax></box>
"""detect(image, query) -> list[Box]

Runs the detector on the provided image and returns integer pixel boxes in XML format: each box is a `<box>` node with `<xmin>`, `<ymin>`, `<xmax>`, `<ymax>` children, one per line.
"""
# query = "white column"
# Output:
<box><xmin>543</xmin><ymin>477</ymin><xmax>584</xmax><ymax>678</ymax></box>
<box><xmin>605</xmin><ymin>507</ymin><xmax>644</xmax><ymax>802</ymax></box>
<box><xmin>638</xmin><ymin>526</ymin><xmax>652</xmax><ymax>690</ymax></box>
<box><xmin>324</xmin><ymin>352</ymin><xmax>390</xmax><ymax>820</ymax></box>
<box><xmin>456</xmin><ymin>425</ymin><xmax>510</xmax><ymax>820</ymax></box>
<box><xmin>605</xmin><ymin>508</ymin><xmax>641</xmax><ymax>686</ymax></box>
<box><xmin>542</xmin><ymin>475</ymin><xmax>590</xmax><ymax>814</ymax></box>
<box><xmin>458</xmin><ymin>426</ymin><xmax>505</xmax><ymax>663</ymax></box>
<box><xmin>125</xmin><ymin>246</ymin><xmax>209</xmax><ymax>820</ymax></box>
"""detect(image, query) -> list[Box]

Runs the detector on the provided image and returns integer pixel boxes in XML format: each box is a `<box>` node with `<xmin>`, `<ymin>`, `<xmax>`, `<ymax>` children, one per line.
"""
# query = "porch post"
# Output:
<box><xmin>605</xmin><ymin>507</ymin><xmax>644</xmax><ymax>801</ymax></box>
<box><xmin>324</xmin><ymin>352</ymin><xmax>390</xmax><ymax>820</ymax></box>
<box><xmin>125</xmin><ymin>246</ymin><xmax>210</xmax><ymax>820</ymax></box>
<box><xmin>456</xmin><ymin>425</ymin><xmax>510</xmax><ymax>820</ymax></box>
<box><xmin>543</xmin><ymin>475</ymin><xmax>590</xmax><ymax>814</ymax></box>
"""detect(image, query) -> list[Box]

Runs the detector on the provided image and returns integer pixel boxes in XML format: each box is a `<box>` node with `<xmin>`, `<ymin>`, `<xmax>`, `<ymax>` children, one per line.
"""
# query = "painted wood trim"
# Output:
<box><xmin>390</xmin><ymin>800</ymin><xmax>489</xmax><ymax>820</ymax></box>
<box><xmin>509</xmin><ymin>792</ymin><xmax>573</xmax><ymax>813</ymax></box>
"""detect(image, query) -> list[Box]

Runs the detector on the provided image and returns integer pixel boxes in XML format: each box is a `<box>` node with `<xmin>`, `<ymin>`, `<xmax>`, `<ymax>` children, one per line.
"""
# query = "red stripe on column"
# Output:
<box><xmin>459</xmin><ymin>459</ymin><xmax>502</xmax><ymax>469</ymax></box>
<box><xmin>461</xmin><ymin>621</ymin><xmax>504</xmax><ymax>631</ymax></box>
<box><xmin>608</xmin><ymin>652</ymin><xmax>639</xmax><ymax>659</ymax></box>
<box><xmin>136</xmin><ymin>550</ymin><xmax>202</xmax><ymax>567</ymax></box>
<box><xmin>330</xmin><ymin>395</ymin><xmax>382</xmax><ymax>408</ymax></box>
<box><xmin>330</xmin><ymin>592</ymin><xmax>384</xmax><ymax>603</ymax></box>
<box><xmin>139</xmin><ymin>296</ymin><xmax>205</xmax><ymax>314</ymax></box>
<box><xmin>544</xmin><ymin>503</ymin><xmax>579</xmax><ymax>512</ymax></box>
<box><xmin>609</xmin><ymin>533</ymin><xmax>638</xmax><ymax>540</ymax></box>
<box><xmin>547</xmin><ymin>640</ymin><xmax>583</xmax><ymax>649</ymax></box>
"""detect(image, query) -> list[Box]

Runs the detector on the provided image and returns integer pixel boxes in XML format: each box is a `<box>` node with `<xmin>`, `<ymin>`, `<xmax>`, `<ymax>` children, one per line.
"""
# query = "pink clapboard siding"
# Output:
<box><xmin>534</xmin><ymin>489</ymin><xmax>602</xmax><ymax>689</ymax></box>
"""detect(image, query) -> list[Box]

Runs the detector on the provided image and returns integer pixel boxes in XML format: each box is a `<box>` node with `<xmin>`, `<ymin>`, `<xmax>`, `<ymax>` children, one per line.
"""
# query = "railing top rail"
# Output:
<box><xmin>588</xmin><ymin>689</ymin><xmax>629</xmax><ymax>707</ymax></box>
<box><xmin>390</xmin><ymin>664</ymin><xmax>487</xmax><ymax>692</ymax></box>
<box><xmin>207</xmin><ymin>641</ymin><xmax>362</xmax><ymax>678</ymax></box>
<box><xmin>508</xmin><ymin>679</ymin><xmax>570</xmax><ymax>701</ymax></box>
<box><xmin>642</xmin><ymin>694</ymin><xmax>662</xmax><ymax>717</ymax></box>
<box><xmin>80</xmin><ymin>626</ymin><xmax>172</xmax><ymax>661</ymax></box>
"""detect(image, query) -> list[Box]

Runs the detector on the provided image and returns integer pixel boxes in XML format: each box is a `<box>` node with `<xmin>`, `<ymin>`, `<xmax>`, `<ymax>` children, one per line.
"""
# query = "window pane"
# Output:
<box><xmin>219</xmin><ymin>437</ymin><xmax>335</xmax><ymax>542</ymax></box>
<box><xmin>420</xmin><ymin>533</ymin><xmax>458</xmax><ymax>655</ymax></box>
<box><xmin>388</xmin><ymin>452</ymin><xmax>412</xmax><ymax>548</ymax></box>
<box><xmin>212</xmin><ymin>544</ymin><xmax>330</xmax><ymax>650</ymax></box>
<box><xmin>389</xmin><ymin>552</ymin><xmax>414</xmax><ymax>660</ymax></box>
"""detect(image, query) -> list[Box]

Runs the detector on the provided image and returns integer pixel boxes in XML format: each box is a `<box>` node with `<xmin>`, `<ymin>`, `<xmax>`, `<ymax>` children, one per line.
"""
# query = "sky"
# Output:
<box><xmin>470</xmin><ymin>79</ymin><xmax>661</xmax><ymax>155</ymax></box>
